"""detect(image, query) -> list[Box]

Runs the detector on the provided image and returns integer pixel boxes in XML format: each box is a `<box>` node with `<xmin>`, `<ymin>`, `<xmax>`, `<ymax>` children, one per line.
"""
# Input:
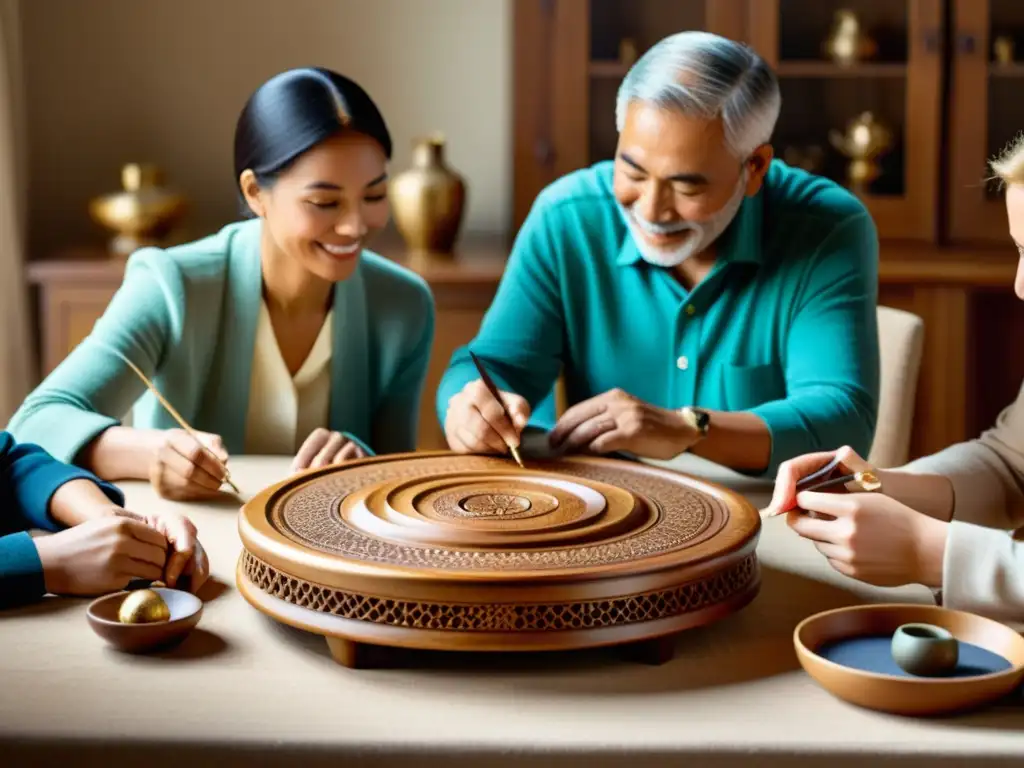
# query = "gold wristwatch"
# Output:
<box><xmin>679</xmin><ymin>406</ymin><xmax>710</xmax><ymax>443</ymax></box>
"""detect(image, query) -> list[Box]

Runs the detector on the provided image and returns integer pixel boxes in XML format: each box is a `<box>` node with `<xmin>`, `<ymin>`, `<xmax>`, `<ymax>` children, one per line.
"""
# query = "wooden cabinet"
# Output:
<box><xmin>24</xmin><ymin>237</ymin><xmax>510</xmax><ymax>452</ymax></box>
<box><xmin>27</xmin><ymin>260</ymin><xmax>121</xmax><ymax>378</ymax></box>
<box><xmin>513</xmin><ymin>0</ymin><xmax>945</xmax><ymax>239</ymax></box>
<box><xmin>947</xmin><ymin>0</ymin><xmax>1024</xmax><ymax>244</ymax></box>
<box><xmin>747</xmin><ymin>0</ymin><xmax>944</xmax><ymax>241</ymax></box>
<box><xmin>513</xmin><ymin>0</ymin><xmax>1022</xmax><ymax>246</ymax></box>
<box><xmin>512</xmin><ymin>0</ymin><xmax>747</xmax><ymax>230</ymax></box>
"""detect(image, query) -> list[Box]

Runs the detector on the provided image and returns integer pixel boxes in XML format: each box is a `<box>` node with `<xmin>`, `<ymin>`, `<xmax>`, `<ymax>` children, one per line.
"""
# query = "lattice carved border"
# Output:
<box><xmin>241</xmin><ymin>550</ymin><xmax>759</xmax><ymax>633</ymax></box>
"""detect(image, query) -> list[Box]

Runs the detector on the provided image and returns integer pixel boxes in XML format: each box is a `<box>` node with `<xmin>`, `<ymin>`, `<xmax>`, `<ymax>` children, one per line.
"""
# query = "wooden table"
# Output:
<box><xmin>2</xmin><ymin>454</ymin><xmax>1023</xmax><ymax>767</ymax></box>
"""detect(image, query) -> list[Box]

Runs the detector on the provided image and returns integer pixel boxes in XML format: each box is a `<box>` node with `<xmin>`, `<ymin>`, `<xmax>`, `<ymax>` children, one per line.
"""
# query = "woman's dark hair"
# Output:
<box><xmin>233</xmin><ymin>67</ymin><xmax>392</xmax><ymax>202</ymax></box>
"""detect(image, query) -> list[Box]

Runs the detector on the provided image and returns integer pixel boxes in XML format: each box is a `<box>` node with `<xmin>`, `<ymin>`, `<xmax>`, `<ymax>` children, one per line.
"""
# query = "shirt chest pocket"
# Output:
<box><xmin>720</xmin><ymin>362</ymin><xmax>785</xmax><ymax>412</ymax></box>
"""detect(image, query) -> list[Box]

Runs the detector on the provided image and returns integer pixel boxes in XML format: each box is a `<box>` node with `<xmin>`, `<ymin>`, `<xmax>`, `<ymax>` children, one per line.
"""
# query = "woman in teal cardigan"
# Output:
<box><xmin>8</xmin><ymin>68</ymin><xmax>435</xmax><ymax>501</ymax></box>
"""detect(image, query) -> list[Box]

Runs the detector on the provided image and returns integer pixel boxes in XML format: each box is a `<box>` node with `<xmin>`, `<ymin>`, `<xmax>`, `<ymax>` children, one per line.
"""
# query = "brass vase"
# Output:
<box><xmin>994</xmin><ymin>35</ymin><xmax>1016</xmax><ymax>66</ymax></box>
<box><xmin>823</xmin><ymin>9</ymin><xmax>877</xmax><ymax>67</ymax></box>
<box><xmin>829</xmin><ymin>112</ymin><xmax>894</xmax><ymax>192</ymax></box>
<box><xmin>388</xmin><ymin>135</ymin><xmax>466</xmax><ymax>257</ymax></box>
<box><xmin>89</xmin><ymin>163</ymin><xmax>188</xmax><ymax>257</ymax></box>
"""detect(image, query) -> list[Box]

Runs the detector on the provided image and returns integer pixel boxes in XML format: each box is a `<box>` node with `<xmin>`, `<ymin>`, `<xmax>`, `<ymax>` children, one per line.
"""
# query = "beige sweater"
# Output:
<box><xmin>903</xmin><ymin>381</ymin><xmax>1024</xmax><ymax>621</ymax></box>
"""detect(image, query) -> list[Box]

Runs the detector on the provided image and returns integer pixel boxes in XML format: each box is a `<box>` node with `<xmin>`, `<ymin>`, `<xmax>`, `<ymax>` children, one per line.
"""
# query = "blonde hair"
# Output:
<box><xmin>991</xmin><ymin>133</ymin><xmax>1024</xmax><ymax>186</ymax></box>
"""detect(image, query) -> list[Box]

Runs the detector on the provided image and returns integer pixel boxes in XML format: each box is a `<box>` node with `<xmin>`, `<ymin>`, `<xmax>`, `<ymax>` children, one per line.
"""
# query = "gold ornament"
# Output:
<box><xmin>89</xmin><ymin>163</ymin><xmax>188</xmax><ymax>258</ymax></box>
<box><xmin>994</xmin><ymin>36</ymin><xmax>1016</xmax><ymax>66</ymax></box>
<box><xmin>388</xmin><ymin>135</ymin><xmax>466</xmax><ymax>258</ymax></box>
<box><xmin>618</xmin><ymin>38</ymin><xmax>638</xmax><ymax>66</ymax></box>
<box><xmin>118</xmin><ymin>589</ymin><xmax>171</xmax><ymax>624</ymax></box>
<box><xmin>823</xmin><ymin>9</ymin><xmax>877</xmax><ymax>67</ymax></box>
<box><xmin>829</xmin><ymin>111</ymin><xmax>894</xmax><ymax>191</ymax></box>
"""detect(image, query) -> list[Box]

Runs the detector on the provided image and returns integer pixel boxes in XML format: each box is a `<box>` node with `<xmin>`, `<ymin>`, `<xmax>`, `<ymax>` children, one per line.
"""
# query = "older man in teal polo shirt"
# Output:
<box><xmin>436</xmin><ymin>31</ymin><xmax>879</xmax><ymax>477</ymax></box>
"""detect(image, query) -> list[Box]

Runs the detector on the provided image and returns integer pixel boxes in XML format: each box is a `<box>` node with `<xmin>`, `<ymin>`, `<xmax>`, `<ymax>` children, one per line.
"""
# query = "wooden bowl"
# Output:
<box><xmin>794</xmin><ymin>603</ymin><xmax>1024</xmax><ymax>716</ymax></box>
<box><xmin>237</xmin><ymin>451</ymin><xmax>762</xmax><ymax>667</ymax></box>
<box><xmin>86</xmin><ymin>587</ymin><xmax>203</xmax><ymax>653</ymax></box>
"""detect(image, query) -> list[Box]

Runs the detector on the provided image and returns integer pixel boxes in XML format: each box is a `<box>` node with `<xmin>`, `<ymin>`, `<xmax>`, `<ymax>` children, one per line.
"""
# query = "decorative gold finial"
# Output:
<box><xmin>829</xmin><ymin>111</ymin><xmax>894</xmax><ymax>192</ymax></box>
<box><xmin>823</xmin><ymin>9</ymin><xmax>877</xmax><ymax>66</ymax></box>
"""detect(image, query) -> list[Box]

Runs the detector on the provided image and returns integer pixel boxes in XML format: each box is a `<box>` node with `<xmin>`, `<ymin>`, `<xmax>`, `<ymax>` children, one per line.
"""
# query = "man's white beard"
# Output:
<box><xmin>620</xmin><ymin>169</ymin><xmax>749</xmax><ymax>268</ymax></box>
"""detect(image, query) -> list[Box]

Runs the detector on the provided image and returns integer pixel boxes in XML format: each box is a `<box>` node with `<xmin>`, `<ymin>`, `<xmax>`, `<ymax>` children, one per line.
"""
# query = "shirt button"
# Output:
<box><xmin>685</xmin><ymin>304</ymin><xmax>696</xmax><ymax>316</ymax></box>
<box><xmin>676</xmin><ymin>356</ymin><xmax>689</xmax><ymax>370</ymax></box>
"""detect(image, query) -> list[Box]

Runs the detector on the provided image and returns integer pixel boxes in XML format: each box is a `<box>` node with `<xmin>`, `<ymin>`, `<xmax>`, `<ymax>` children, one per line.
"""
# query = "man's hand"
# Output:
<box><xmin>444</xmin><ymin>379</ymin><xmax>531</xmax><ymax>455</ymax></box>
<box><xmin>548</xmin><ymin>389</ymin><xmax>700</xmax><ymax>459</ymax></box>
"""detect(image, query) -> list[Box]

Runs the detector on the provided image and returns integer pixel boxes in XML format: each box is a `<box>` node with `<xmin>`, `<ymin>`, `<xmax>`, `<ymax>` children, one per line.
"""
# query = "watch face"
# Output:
<box><xmin>687</xmin><ymin>407</ymin><xmax>709</xmax><ymax>432</ymax></box>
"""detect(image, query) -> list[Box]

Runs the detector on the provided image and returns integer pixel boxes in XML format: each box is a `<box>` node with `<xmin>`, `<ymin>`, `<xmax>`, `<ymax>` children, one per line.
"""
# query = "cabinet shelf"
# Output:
<box><xmin>990</xmin><ymin>63</ymin><xmax>1024</xmax><ymax>78</ymax></box>
<box><xmin>591</xmin><ymin>60</ymin><xmax>909</xmax><ymax>79</ymax></box>
<box><xmin>589</xmin><ymin>60</ymin><xmax>629</xmax><ymax>78</ymax></box>
<box><xmin>776</xmin><ymin>61</ymin><xmax>907</xmax><ymax>78</ymax></box>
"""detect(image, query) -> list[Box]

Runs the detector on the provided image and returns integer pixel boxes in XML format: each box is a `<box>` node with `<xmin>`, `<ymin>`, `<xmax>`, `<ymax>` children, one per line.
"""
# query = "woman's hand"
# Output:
<box><xmin>292</xmin><ymin>428</ymin><xmax>366</xmax><ymax>472</ymax></box>
<box><xmin>786</xmin><ymin>490</ymin><xmax>948</xmax><ymax>588</ymax></box>
<box><xmin>148</xmin><ymin>429</ymin><xmax>232</xmax><ymax>501</ymax></box>
<box><xmin>763</xmin><ymin>445</ymin><xmax>873</xmax><ymax>518</ymax></box>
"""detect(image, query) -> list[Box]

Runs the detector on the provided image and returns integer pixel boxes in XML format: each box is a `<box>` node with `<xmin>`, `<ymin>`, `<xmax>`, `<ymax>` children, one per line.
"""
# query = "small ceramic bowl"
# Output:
<box><xmin>891</xmin><ymin>622</ymin><xmax>959</xmax><ymax>676</ymax></box>
<box><xmin>87</xmin><ymin>587</ymin><xmax>203</xmax><ymax>653</ymax></box>
<box><xmin>794</xmin><ymin>603</ymin><xmax>1024</xmax><ymax>716</ymax></box>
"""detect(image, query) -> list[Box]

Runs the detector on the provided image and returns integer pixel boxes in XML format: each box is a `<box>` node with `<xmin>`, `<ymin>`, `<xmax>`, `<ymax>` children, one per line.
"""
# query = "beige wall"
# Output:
<box><xmin>20</xmin><ymin>0</ymin><xmax>511</xmax><ymax>257</ymax></box>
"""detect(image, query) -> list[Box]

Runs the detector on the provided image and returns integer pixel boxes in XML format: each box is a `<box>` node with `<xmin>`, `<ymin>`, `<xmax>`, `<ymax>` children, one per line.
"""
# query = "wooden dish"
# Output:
<box><xmin>86</xmin><ymin>587</ymin><xmax>203</xmax><ymax>653</ymax></box>
<box><xmin>794</xmin><ymin>603</ymin><xmax>1024</xmax><ymax>716</ymax></box>
<box><xmin>236</xmin><ymin>451</ymin><xmax>761</xmax><ymax>668</ymax></box>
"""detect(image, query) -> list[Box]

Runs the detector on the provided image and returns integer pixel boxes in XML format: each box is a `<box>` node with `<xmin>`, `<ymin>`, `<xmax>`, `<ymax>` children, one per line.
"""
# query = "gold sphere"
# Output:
<box><xmin>117</xmin><ymin>589</ymin><xmax>171</xmax><ymax>624</ymax></box>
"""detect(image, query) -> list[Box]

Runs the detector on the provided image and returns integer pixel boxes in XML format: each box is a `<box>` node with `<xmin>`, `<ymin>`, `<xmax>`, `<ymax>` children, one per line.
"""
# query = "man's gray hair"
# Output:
<box><xmin>615</xmin><ymin>31</ymin><xmax>781</xmax><ymax>158</ymax></box>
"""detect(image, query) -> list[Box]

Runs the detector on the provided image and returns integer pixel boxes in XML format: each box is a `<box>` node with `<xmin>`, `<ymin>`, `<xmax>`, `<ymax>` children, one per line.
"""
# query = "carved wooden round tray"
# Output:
<box><xmin>236</xmin><ymin>451</ymin><xmax>761</xmax><ymax>667</ymax></box>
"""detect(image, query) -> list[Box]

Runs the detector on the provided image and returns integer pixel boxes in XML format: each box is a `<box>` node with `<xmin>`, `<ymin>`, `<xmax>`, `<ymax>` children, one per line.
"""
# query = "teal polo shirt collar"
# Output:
<box><xmin>615</xmin><ymin>189</ymin><xmax>765</xmax><ymax>268</ymax></box>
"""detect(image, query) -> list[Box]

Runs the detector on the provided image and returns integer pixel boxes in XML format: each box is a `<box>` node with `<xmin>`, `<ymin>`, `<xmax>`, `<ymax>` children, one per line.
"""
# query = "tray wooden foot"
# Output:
<box><xmin>326</xmin><ymin>637</ymin><xmax>377</xmax><ymax>668</ymax></box>
<box><xmin>618</xmin><ymin>634</ymin><xmax>677</xmax><ymax>665</ymax></box>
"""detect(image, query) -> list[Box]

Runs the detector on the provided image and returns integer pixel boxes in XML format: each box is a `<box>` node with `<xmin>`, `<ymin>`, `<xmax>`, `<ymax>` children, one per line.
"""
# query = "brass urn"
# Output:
<box><xmin>829</xmin><ymin>111</ymin><xmax>894</xmax><ymax>191</ymax></box>
<box><xmin>823</xmin><ymin>9</ymin><xmax>877</xmax><ymax>67</ymax></box>
<box><xmin>994</xmin><ymin>35</ymin><xmax>1016</xmax><ymax>66</ymax></box>
<box><xmin>388</xmin><ymin>135</ymin><xmax>466</xmax><ymax>257</ymax></box>
<box><xmin>89</xmin><ymin>163</ymin><xmax>188</xmax><ymax>257</ymax></box>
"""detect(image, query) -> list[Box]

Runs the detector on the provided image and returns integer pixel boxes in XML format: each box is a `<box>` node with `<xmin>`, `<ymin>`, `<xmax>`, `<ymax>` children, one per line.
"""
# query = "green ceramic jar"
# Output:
<box><xmin>891</xmin><ymin>623</ymin><xmax>959</xmax><ymax>676</ymax></box>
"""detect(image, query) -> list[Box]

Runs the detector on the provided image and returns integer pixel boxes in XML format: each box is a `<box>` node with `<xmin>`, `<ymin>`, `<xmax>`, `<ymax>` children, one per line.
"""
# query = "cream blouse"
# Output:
<box><xmin>243</xmin><ymin>301</ymin><xmax>333</xmax><ymax>455</ymax></box>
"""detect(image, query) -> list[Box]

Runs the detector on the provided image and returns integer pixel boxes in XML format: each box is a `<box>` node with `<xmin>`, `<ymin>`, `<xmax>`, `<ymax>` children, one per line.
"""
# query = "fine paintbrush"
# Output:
<box><xmin>794</xmin><ymin>455</ymin><xmax>882</xmax><ymax>495</ymax></box>
<box><xmin>103</xmin><ymin>345</ymin><xmax>242</xmax><ymax>496</ymax></box>
<box><xmin>468</xmin><ymin>351</ymin><xmax>524</xmax><ymax>468</ymax></box>
<box><xmin>765</xmin><ymin>455</ymin><xmax>882</xmax><ymax>519</ymax></box>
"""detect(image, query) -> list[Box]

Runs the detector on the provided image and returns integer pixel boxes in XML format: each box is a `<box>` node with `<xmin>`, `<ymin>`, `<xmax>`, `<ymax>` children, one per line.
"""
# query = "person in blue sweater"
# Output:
<box><xmin>0</xmin><ymin>431</ymin><xmax>207</xmax><ymax>608</ymax></box>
